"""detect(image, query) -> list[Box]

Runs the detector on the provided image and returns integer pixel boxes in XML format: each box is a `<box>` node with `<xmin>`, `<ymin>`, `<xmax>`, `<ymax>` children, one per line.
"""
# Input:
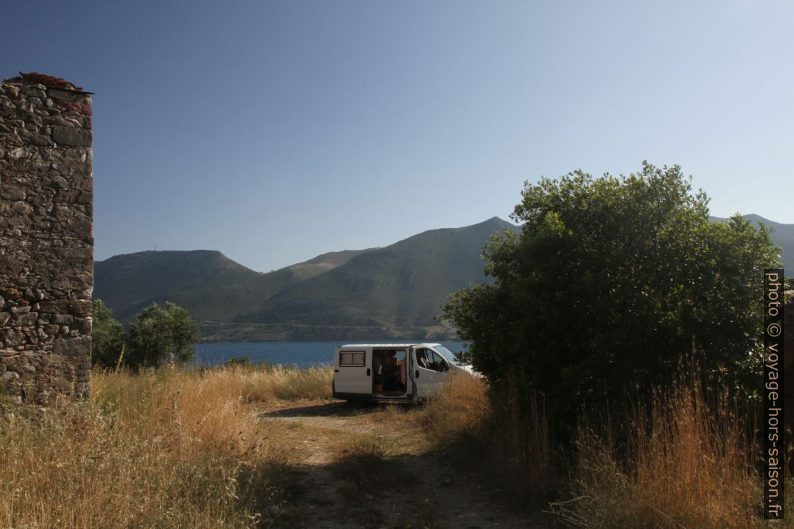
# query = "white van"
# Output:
<box><xmin>332</xmin><ymin>343</ymin><xmax>472</xmax><ymax>402</ymax></box>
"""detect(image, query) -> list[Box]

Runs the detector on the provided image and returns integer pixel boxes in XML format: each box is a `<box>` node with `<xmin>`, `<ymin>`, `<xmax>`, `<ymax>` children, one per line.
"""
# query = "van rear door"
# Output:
<box><xmin>334</xmin><ymin>348</ymin><xmax>371</xmax><ymax>395</ymax></box>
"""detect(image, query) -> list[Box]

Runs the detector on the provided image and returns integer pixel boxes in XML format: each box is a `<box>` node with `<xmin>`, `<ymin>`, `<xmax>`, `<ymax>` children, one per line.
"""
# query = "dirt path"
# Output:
<box><xmin>257</xmin><ymin>400</ymin><xmax>541</xmax><ymax>529</ymax></box>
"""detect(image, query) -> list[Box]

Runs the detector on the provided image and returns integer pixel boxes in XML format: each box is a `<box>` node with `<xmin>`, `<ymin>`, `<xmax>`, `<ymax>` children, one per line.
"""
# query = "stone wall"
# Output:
<box><xmin>0</xmin><ymin>73</ymin><xmax>93</xmax><ymax>404</ymax></box>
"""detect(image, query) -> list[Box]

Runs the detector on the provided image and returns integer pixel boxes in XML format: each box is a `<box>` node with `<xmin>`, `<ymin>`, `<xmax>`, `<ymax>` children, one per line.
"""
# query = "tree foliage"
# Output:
<box><xmin>92</xmin><ymin>300</ymin><xmax>198</xmax><ymax>370</ymax></box>
<box><xmin>126</xmin><ymin>302</ymin><xmax>198</xmax><ymax>368</ymax></box>
<box><xmin>442</xmin><ymin>163</ymin><xmax>780</xmax><ymax>433</ymax></box>
<box><xmin>91</xmin><ymin>299</ymin><xmax>126</xmax><ymax>368</ymax></box>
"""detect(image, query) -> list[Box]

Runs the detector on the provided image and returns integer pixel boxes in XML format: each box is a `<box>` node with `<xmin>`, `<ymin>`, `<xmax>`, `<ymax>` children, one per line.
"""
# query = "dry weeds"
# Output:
<box><xmin>0</xmin><ymin>365</ymin><xmax>332</xmax><ymax>529</ymax></box>
<box><xmin>552</xmin><ymin>376</ymin><xmax>764</xmax><ymax>529</ymax></box>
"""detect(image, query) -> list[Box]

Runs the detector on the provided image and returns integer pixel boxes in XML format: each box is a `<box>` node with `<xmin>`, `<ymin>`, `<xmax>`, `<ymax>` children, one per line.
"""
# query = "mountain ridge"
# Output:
<box><xmin>94</xmin><ymin>217</ymin><xmax>519</xmax><ymax>340</ymax></box>
<box><xmin>235</xmin><ymin>216</ymin><xmax>518</xmax><ymax>328</ymax></box>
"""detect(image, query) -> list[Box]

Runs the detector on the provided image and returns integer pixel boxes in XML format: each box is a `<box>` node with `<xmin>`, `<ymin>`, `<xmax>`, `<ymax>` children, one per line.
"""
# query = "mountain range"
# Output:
<box><xmin>94</xmin><ymin>217</ymin><xmax>518</xmax><ymax>341</ymax></box>
<box><xmin>94</xmin><ymin>214</ymin><xmax>792</xmax><ymax>341</ymax></box>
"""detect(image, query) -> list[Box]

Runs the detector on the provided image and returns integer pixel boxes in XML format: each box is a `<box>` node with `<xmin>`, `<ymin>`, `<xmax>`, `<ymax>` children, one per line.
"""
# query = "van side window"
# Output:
<box><xmin>429</xmin><ymin>351</ymin><xmax>448</xmax><ymax>372</ymax></box>
<box><xmin>339</xmin><ymin>351</ymin><xmax>365</xmax><ymax>367</ymax></box>
<box><xmin>416</xmin><ymin>348</ymin><xmax>447</xmax><ymax>372</ymax></box>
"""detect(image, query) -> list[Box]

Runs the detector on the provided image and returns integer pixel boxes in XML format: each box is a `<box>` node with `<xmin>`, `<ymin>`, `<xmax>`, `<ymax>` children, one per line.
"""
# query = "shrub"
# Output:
<box><xmin>91</xmin><ymin>299</ymin><xmax>125</xmax><ymax>368</ymax></box>
<box><xmin>126</xmin><ymin>302</ymin><xmax>199</xmax><ymax>368</ymax></box>
<box><xmin>443</xmin><ymin>163</ymin><xmax>780</xmax><ymax>438</ymax></box>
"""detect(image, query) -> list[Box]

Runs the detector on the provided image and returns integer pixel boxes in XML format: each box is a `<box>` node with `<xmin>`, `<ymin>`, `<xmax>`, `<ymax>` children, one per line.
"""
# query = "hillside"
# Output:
<box><xmin>94</xmin><ymin>248</ymin><xmax>370</xmax><ymax>323</ymax></box>
<box><xmin>94</xmin><ymin>218</ymin><xmax>517</xmax><ymax>340</ymax></box>
<box><xmin>237</xmin><ymin>217</ymin><xmax>518</xmax><ymax>331</ymax></box>
<box><xmin>283</xmin><ymin>249</ymin><xmax>374</xmax><ymax>282</ymax></box>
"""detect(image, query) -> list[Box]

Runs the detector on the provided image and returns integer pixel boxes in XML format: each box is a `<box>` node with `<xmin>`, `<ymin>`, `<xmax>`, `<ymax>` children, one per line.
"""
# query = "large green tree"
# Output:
<box><xmin>126</xmin><ymin>302</ymin><xmax>198</xmax><ymax>368</ymax></box>
<box><xmin>91</xmin><ymin>299</ymin><xmax>126</xmax><ymax>369</ymax></box>
<box><xmin>442</xmin><ymin>163</ymin><xmax>780</xmax><ymax>432</ymax></box>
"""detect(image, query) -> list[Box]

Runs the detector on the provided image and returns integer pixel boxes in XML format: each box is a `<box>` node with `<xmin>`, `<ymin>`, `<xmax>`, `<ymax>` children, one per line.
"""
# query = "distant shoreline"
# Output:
<box><xmin>198</xmin><ymin>321</ymin><xmax>457</xmax><ymax>343</ymax></box>
<box><xmin>193</xmin><ymin>339</ymin><xmax>466</xmax><ymax>368</ymax></box>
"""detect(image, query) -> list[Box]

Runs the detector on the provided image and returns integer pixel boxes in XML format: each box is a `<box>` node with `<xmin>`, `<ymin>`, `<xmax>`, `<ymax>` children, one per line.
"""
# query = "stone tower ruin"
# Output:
<box><xmin>0</xmin><ymin>73</ymin><xmax>93</xmax><ymax>404</ymax></box>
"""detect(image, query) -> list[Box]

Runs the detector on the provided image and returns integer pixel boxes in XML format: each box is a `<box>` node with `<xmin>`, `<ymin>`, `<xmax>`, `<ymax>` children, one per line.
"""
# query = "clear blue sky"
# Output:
<box><xmin>3</xmin><ymin>1</ymin><xmax>792</xmax><ymax>271</ymax></box>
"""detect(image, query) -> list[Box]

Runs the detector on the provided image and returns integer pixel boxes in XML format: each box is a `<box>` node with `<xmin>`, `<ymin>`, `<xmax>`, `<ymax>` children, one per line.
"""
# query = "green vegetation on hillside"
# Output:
<box><xmin>94</xmin><ymin>218</ymin><xmax>519</xmax><ymax>340</ymax></box>
<box><xmin>93</xmin><ymin>250</ymin><xmax>297</xmax><ymax>323</ymax></box>
<box><xmin>93</xmin><ymin>249</ymin><xmax>373</xmax><ymax>329</ymax></box>
<box><xmin>242</xmin><ymin>217</ymin><xmax>518</xmax><ymax>328</ymax></box>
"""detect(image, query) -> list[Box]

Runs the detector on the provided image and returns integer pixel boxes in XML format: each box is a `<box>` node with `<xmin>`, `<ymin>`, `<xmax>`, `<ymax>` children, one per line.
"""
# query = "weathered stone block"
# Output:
<box><xmin>18</xmin><ymin>128</ymin><xmax>52</xmax><ymax>147</ymax></box>
<box><xmin>53</xmin><ymin>335</ymin><xmax>91</xmax><ymax>356</ymax></box>
<box><xmin>2</xmin><ymin>188</ymin><xmax>26</xmax><ymax>201</ymax></box>
<box><xmin>11</xmin><ymin>201</ymin><xmax>32</xmax><ymax>215</ymax></box>
<box><xmin>16</xmin><ymin>312</ymin><xmax>38</xmax><ymax>326</ymax></box>
<box><xmin>52</xmin><ymin>126</ymin><xmax>91</xmax><ymax>147</ymax></box>
<box><xmin>53</xmin><ymin>313</ymin><xmax>73</xmax><ymax>324</ymax></box>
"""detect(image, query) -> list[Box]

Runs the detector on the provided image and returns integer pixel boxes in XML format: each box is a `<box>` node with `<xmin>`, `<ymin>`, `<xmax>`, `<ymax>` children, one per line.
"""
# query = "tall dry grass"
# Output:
<box><xmin>0</xmin><ymin>364</ymin><xmax>332</xmax><ymax>529</ymax></box>
<box><xmin>228</xmin><ymin>364</ymin><xmax>333</xmax><ymax>402</ymax></box>
<box><xmin>486</xmin><ymin>381</ymin><xmax>558</xmax><ymax>505</ymax></box>
<box><xmin>552</xmin><ymin>376</ymin><xmax>762</xmax><ymax>529</ymax></box>
<box><xmin>420</xmin><ymin>373</ymin><xmax>557</xmax><ymax>506</ymax></box>
<box><xmin>422</xmin><ymin>370</ymin><xmax>773</xmax><ymax>527</ymax></box>
<box><xmin>421</xmin><ymin>372</ymin><xmax>490</xmax><ymax>447</ymax></box>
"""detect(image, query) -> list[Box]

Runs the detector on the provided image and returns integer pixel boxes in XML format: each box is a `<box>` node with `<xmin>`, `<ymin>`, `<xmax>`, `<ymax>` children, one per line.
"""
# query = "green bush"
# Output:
<box><xmin>92</xmin><ymin>300</ymin><xmax>199</xmax><ymax>369</ymax></box>
<box><xmin>126</xmin><ymin>302</ymin><xmax>199</xmax><ymax>368</ymax></box>
<box><xmin>442</xmin><ymin>162</ymin><xmax>780</xmax><ymax>437</ymax></box>
<box><xmin>91</xmin><ymin>299</ymin><xmax>125</xmax><ymax>368</ymax></box>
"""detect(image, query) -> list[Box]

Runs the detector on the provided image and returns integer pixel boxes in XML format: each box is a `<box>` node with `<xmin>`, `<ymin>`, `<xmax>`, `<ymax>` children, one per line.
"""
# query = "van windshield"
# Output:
<box><xmin>432</xmin><ymin>345</ymin><xmax>465</xmax><ymax>366</ymax></box>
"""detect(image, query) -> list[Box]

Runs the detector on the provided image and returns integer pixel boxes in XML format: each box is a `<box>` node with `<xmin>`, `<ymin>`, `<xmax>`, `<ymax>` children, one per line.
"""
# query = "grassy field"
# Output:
<box><xmin>0</xmin><ymin>365</ymin><xmax>332</xmax><ymax>529</ymax></box>
<box><xmin>0</xmin><ymin>365</ymin><xmax>789</xmax><ymax>528</ymax></box>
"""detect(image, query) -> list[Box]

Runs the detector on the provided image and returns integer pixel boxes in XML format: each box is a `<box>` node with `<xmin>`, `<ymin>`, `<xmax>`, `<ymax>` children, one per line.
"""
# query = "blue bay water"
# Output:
<box><xmin>194</xmin><ymin>340</ymin><xmax>466</xmax><ymax>368</ymax></box>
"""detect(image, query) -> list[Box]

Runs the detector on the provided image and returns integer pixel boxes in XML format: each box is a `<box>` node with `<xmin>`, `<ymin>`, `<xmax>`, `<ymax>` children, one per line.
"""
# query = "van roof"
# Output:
<box><xmin>338</xmin><ymin>343</ymin><xmax>441</xmax><ymax>349</ymax></box>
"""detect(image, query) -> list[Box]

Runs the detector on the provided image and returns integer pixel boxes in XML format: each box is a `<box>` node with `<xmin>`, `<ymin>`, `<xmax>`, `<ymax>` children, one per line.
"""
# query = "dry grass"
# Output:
<box><xmin>418</xmin><ymin>372</ymin><xmax>557</xmax><ymax>506</ymax></box>
<box><xmin>1</xmin><ymin>361</ymin><xmax>777</xmax><ymax>528</ymax></box>
<box><xmin>0</xmin><ymin>364</ymin><xmax>332</xmax><ymax>529</ymax></box>
<box><xmin>485</xmin><ymin>381</ymin><xmax>557</xmax><ymax>506</ymax></box>
<box><xmin>227</xmin><ymin>364</ymin><xmax>333</xmax><ymax>402</ymax></box>
<box><xmin>421</xmin><ymin>372</ymin><xmax>490</xmax><ymax>447</ymax></box>
<box><xmin>552</xmin><ymin>376</ymin><xmax>762</xmax><ymax>529</ymax></box>
<box><xmin>420</xmin><ymin>370</ymin><xmax>771</xmax><ymax>527</ymax></box>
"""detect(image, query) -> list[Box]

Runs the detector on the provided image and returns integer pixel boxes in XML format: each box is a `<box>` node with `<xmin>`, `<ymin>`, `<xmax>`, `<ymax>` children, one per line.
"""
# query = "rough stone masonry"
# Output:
<box><xmin>0</xmin><ymin>73</ymin><xmax>93</xmax><ymax>404</ymax></box>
